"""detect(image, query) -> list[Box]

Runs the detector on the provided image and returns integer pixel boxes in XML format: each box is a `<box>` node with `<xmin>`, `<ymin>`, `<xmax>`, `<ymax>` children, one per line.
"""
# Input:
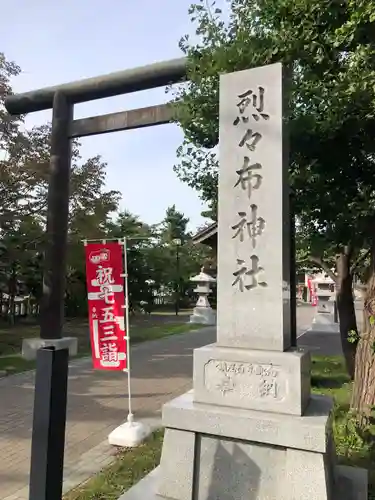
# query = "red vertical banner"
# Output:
<box><xmin>84</xmin><ymin>242</ymin><xmax>128</xmax><ymax>371</ymax></box>
<box><xmin>307</xmin><ymin>277</ymin><xmax>317</xmax><ymax>306</ymax></box>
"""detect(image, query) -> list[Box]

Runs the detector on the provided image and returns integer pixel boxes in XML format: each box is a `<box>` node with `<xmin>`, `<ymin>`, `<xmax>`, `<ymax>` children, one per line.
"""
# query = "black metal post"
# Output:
<box><xmin>290</xmin><ymin>195</ymin><xmax>297</xmax><ymax>347</ymax></box>
<box><xmin>40</xmin><ymin>92</ymin><xmax>73</xmax><ymax>340</ymax></box>
<box><xmin>29</xmin><ymin>346</ymin><xmax>69</xmax><ymax>500</ymax></box>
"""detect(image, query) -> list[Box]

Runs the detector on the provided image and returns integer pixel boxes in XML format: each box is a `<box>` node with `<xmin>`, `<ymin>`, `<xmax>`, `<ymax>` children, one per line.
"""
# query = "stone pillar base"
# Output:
<box><xmin>119</xmin><ymin>463</ymin><xmax>367</xmax><ymax>500</ymax></box>
<box><xmin>22</xmin><ymin>337</ymin><xmax>78</xmax><ymax>360</ymax></box>
<box><xmin>118</xmin><ymin>391</ymin><xmax>367</xmax><ymax>500</ymax></box>
<box><xmin>189</xmin><ymin>307</ymin><xmax>216</xmax><ymax>326</ymax></box>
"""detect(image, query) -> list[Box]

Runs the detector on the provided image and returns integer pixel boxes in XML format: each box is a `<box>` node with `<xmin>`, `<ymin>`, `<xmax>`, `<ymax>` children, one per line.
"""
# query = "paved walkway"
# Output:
<box><xmin>0</xmin><ymin>305</ymin><xmax>318</xmax><ymax>499</ymax></box>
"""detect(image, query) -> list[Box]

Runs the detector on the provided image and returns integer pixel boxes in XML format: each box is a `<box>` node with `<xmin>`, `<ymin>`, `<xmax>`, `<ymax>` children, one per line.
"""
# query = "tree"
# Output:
<box><xmin>171</xmin><ymin>0</ymin><xmax>375</xmax><ymax>390</ymax></box>
<box><xmin>0</xmin><ymin>52</ymin><xmax>22</xmax><ymax>150</ymax></box>
<box><xmin>106</xmin><ymin>210</ymin><xmax>155</xmax><ymax>311</ymax></box>
<box><xmin>0</xmin><ymin>57</ymin><xmax>50</xmax><ymax>229</ymax></box>
<box><xmin>0</xmin><ymin>215</ymin><xmax>44</xmax><ymax>323</ymax></box>
<box><xmin>160</xmin><ymin>206</ymin><xmax>188</xmax><ymax>309</ymax></box>
<box><xmin>106</xmin><ymin>210</ymin><xmax>152</xmax><ymax>240</ymax></box>
<box><xmin>159</xmin><ymin>205</ymin><xmax>190</xmax><ymax>243</ymax></box>
<box><xmin>159</xmin><ymin>205</ymin><xmax>214</xmax><ymax>309</ymax></box>
<box><xmin>0</xmin><ymin>54</ymin><xmax>49</xmax><ymax>321</ymax></box>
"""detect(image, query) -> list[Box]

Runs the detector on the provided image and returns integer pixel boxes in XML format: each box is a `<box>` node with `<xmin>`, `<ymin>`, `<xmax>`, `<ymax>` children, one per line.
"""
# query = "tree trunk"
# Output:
<box><xmin>351</xmin><ymin>241</ymin><xmax>375</xmax><ymax>419</ymax></box>
<box><xmin>8</xmin><ymin>293</ymin><xmax>15</xmax><ymax>326</ymax></box>
<box><xmin>336</xmin><ymin>251</ymin><xmax>357</xmax><ymax>380</ymax></box>
<box><xmin>351</xmin><ymin>272</ymin><xmax>375</xmax><ymax>418</ymax></box>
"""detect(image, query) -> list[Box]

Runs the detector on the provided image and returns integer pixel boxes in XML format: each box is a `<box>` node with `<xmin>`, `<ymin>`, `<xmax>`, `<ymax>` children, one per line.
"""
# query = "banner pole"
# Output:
<box><xmin>122</xmin><ymin>236</ymin><xmax>133</xmax><ymax>423</ymax></box>
<box><xmin>105</xmin><ymin>237</ymin><xmax>151</xmax><ymax>447</ymax></box>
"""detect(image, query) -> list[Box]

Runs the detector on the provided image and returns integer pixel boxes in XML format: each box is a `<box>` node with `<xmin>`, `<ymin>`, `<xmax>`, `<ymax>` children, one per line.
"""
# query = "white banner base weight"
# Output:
<box><xmin>108</xmin><ymin>420</ymin><xmax>151</xmax><ymax>448</ymax></box>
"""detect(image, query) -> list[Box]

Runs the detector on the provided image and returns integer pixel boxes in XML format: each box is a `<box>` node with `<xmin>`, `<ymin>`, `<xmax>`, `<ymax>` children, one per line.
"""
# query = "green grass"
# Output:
<box><xmin>0</xmin><ymin>355</ymin><xmax>36</xmax><ymax>375</ymax></box>
<box><xmin>311</xmin><ymin>355</ymin><xmax>375</xmax><ymax>497</ymax></box>
<box><xmin>130</xmin><ymin>323</ymin><xmax>203</xmax><ymax>344</ymax></box>
<box><xmin>64</xmin><ymin>430</ymin><xmax>164</xmax><ymax>500</ymax></box>
<box><xmin>62</xmin><ymin>355</ymin><xmax>375</xmax><ymax>499</ymax></box>
<box><xmin>0</xmin><ymin>315</ymin><xmax>202</xmax><ymax>375</ymax></box>
<box><xmin>0</xmin><ymin>323</ymin><xmax>40</xmax><ymax>357</ymax></box>
<box><xmin>311</xmin><ymin>355</ymin><xmax>352</xmax><ymax>406</ymax></box>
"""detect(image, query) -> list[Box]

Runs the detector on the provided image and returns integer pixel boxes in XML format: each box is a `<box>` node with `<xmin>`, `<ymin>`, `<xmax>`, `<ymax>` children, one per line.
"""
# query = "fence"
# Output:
<box><xmin>0</xmin><ymin>294</ymin><xmax>39</xmax><ymax>321</ymax></box>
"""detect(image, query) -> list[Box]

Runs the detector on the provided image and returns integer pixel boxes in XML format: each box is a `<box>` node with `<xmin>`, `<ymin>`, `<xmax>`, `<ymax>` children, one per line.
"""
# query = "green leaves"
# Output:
<box><xmin>348</xmin><ymin>329</ymin><xmax>360</xmax><ymax>344</ymax></box>
<box><xmin>172</xmin><ymin>0</ymin><xmax>375</xmax><ymax>261</ymax></box>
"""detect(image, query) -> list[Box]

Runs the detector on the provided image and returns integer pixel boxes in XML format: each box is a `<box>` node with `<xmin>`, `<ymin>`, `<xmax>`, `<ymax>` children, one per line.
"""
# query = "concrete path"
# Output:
<box><xmin>0</xmin><ymin>304</ymin><xmax>329</xmax><ymax>499</ymax></box>
<box><xmin>297</xmin><ymin>301</ymin><xmax>343</xmax><ymax>357</ymax></box>
<box><xmin>297</xmin><ymin>299</ymin><xmax>364</xmax><ymax>357</ymax></box>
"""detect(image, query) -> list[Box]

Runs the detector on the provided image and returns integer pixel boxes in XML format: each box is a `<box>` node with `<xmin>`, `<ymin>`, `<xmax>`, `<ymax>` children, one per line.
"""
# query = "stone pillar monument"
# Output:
<box><xmin>189</xmin><ymin>268</ymin><xmax>216</xmax><ymax>326</ymax></box>
<box><xmin>122</xmin><ymin>64</ymin><xmax>367</xmax><ymax>500</ymax></box>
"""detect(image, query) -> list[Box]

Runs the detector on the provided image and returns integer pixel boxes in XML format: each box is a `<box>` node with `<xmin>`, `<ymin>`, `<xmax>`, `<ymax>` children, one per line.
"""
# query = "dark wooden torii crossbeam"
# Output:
<box><xmin>5</xmin><ymin>57</ymin><xmax>187</xmax><ymax>114</ymax></box>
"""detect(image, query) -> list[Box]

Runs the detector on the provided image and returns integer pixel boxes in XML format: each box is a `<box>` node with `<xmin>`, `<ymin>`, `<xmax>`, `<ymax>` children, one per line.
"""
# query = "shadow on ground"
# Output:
<box><xmin>298</xmin><ymin>330</ymin><xmax>343</xmax><ymax>357</ymax></box>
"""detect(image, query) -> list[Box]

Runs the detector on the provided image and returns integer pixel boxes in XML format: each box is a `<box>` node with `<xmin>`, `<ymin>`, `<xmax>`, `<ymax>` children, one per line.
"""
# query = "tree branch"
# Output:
<box><xmin>350</xmin><ymin>248</ymin><xmax>371</xmax><ymax>274</ymax></box>
<box><xmin>308</xmin><ymin>255</ymin><xmax>337</xmax><ymax>283</ymax></box>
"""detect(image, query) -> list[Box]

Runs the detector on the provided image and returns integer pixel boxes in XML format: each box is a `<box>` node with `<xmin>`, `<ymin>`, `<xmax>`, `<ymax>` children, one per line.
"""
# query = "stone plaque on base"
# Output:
<box><xmin>193</xmin><ymin>344</ymin><xmax>310</xmax><ymax>415</ymax></box>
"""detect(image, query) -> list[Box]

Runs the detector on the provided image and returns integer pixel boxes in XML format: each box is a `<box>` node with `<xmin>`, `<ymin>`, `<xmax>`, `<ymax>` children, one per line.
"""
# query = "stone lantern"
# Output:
<box><xmin>189</xmin><ymin>267</ymin><xmax>216</xmax><ymax>326</ymax></box>
<box><xmin>311</xmin><ymin>272</ymin><xmax>338</xmax><ymax>332</ymax></box>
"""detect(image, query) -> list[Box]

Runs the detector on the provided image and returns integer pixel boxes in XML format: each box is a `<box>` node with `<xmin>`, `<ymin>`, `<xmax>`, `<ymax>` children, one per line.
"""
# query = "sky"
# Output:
<box><xmin>1</xmin><ymin>0</ymin><xmax>224</xmax><ymax>232</ymax></box>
